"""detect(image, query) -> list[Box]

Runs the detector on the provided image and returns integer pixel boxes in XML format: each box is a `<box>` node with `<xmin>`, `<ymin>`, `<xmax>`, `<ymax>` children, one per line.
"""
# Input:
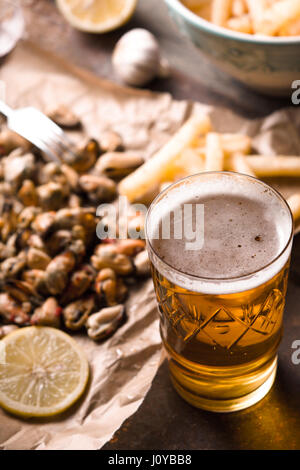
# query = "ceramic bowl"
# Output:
<box><xmin>164</xmin><ymin>0</ymin><xmax>300</xmax><ymax>96</ymax></box>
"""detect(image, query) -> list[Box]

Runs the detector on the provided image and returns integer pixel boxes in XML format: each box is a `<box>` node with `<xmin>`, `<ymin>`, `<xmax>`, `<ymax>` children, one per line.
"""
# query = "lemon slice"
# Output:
<box><xmin>56</xmin><ymin>0</ymin><xmax>137</xmax><ymax>33</ymax></box>
<box><xmin>0</xmin><ymin>326</ymin><xmax>89</xmax><ymax>418</ymax></box>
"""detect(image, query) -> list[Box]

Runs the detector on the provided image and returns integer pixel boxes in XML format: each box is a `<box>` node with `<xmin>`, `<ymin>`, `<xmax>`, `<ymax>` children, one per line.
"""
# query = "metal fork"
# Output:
<box><xmin>0</xmin><ymin>100</ymin><xmax>76</xmax><ymax>163</ymax></box>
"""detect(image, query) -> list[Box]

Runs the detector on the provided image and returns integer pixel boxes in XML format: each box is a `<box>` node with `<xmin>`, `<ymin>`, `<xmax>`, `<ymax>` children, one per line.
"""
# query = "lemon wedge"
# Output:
<box><xmin>56</xmin><ymin>0</ymin><xmax>137</xmax><ymax>33</ymax></box>
<box><xmin>0</xmin><ymin>326</ymin><xmax>89</xmax><ymax>418</ymax></box>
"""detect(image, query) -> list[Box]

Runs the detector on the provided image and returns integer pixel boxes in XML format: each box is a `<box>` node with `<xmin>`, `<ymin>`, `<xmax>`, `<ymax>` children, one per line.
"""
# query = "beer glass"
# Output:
<box><xmin>145</xmin><ymin>172</ymin><xmax>293</xmax><ymax>412</ymax></box>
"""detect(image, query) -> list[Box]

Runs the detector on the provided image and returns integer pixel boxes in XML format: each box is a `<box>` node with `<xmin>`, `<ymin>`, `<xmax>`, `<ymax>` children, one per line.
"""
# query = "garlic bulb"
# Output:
<box><xmin>112</xmin><ymin>28</ymin><xmax>169</xmax><ymax>87</ymax></box>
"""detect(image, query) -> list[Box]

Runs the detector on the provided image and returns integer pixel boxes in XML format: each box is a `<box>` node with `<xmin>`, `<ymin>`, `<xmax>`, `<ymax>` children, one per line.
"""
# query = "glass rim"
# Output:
<box><xmin>145</xmin><ymin>171</ymin><xmax>294</xmax><ymax>284</ymax></box>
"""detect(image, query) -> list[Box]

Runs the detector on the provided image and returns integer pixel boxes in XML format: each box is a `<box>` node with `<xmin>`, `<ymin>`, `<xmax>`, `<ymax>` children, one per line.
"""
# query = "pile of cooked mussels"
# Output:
<box><xmin>0</xmin><ymin>106</ymin><xmax>150</xmax><ymax>341</ymax></box>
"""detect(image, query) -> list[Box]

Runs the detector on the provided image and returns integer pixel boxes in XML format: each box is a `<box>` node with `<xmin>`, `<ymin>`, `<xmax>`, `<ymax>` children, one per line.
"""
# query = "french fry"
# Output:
<box><xmin>227</xmin><ymin>14</ymin><xmax>253</xmax><ymax>34</ymax></box>
<box><xmin>211</xmin><ymin>0</ymin><xmax>233</xmax><ymax>26</ymax></box>
<box><xmin>221</xmin><ymin>133</ymin><xmax>252</xmax><ymax>155</ymax></box>
<box><xmin>182</xmin><ymin>0</ymin><xmax>209</xmax><ymax>8</ymax></box>
<box><xmin>196</xmin><ymin>133</ymin><xmax>252</xmax><ymax>156</ymax></box>
<box><xmin>232</xmin><ymin>0</ymin><xmax>247</xmax><ymax>17</ymax></box>
<box><xmin>279</xmin><ymin>17</ymin><xmax>300</xmax><ymax>36</ymax></box>
<box><xmin>184</xmin><ymin>0</ymin><xmax>300</xmax><ymax>36</ymax></box>
<box><xmin>205</xmin><ymin>132</ymin><xmax>224</xmax><ymax>171</ymax></box>
<box><xmin>287</xmin><ymin>193</ymin><xmax>300</xmax><ymax>228</ymax></box>
<box><xmin>193</xmin><ymin>2</ymin><xmax>212</xmax><ymax>21</ymax></box>
<box><xmin>227</xmin><ymin>153</ymin><xmax>256</xmax><ymax>176</ymax></box>
<box><xmin>245</xmin><ymin>0</ymin><xmax>268</xmax><ymax>32</ymax></box>
<box><xmin>161</xmin><ymin>147</ymin><xmax>204</xmax><ymax>180</ymax></box>
<box><xmin>176</xmin><ymin>148</ymin><xmax>205</xmax><ymax>177</ymax></box>
<box><xmin>245</xmin><ymin>156</ymin><xmax>300</xmax><ymax>177</ymax></box>
<box><xmin>118</xmin><ymin>114</ymin><xmax>211</xmax><ymax>202</ymax></box>
<box><xmin>256</xmin><ymin>0</ymin><xmax>300</xmax><ymax>36</ymax></box>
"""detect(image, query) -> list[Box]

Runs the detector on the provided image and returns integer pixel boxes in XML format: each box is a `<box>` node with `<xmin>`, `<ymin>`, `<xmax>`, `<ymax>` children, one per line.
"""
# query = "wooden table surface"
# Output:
<box><xmin>18</xmin><ymin>0</ymin><xmax>300</xmax><ymax>450</ymax></box>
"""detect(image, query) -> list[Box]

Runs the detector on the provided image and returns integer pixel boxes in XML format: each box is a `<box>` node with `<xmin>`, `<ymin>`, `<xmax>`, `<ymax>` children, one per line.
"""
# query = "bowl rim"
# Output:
<box><xmin>164</xmin><ymin>0</ymin><xmax>300</xmax><ymax>45</ymax></box>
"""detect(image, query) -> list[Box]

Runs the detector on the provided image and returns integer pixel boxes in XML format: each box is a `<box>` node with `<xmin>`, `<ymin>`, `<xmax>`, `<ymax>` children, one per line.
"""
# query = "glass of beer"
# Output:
<box><xmin>145</xmin><ymin>172</ymin><xmax>293</xmax><ymax>412</ymax></box>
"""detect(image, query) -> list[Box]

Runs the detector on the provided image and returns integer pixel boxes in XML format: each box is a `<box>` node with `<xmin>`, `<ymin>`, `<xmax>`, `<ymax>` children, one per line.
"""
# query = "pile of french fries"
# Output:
<box><xmin>118</xmin><ymin>113</ymin><xmax>300</xmax><ymax>228</ymax></box>
<box><xmin>182</xmin><ymin>0</ymin><xmax>300</xmax><ymax>36</ymax></box>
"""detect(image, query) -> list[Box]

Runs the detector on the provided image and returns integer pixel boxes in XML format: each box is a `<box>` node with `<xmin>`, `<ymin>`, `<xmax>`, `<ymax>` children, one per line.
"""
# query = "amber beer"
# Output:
<box><xmin>146</xmin><ymin>172</ymin><xmax>293</xmax><ymax>412</ymax></box>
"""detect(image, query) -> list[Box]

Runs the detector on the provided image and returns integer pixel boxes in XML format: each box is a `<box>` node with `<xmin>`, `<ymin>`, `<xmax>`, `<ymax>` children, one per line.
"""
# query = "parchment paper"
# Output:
<box><xmin>0</xmin><ymin>40</ymin><xmax>299</xmax><ymax>450</ymax></box>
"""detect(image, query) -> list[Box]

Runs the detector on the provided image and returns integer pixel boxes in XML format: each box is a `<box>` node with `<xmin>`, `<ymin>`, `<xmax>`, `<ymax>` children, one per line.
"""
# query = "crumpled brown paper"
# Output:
<box><xmin>0</xmin><ymin>40</ymin><xmax>299</xmax><ymax>450</ymax></box>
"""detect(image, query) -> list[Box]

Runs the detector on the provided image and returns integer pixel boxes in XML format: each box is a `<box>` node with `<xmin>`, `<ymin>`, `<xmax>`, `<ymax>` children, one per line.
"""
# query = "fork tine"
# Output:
<box><xmin>37</xmin><ymin>113</ymin><xmax>74</xmax><ymax>147</ymax></box>
<box><xmin>40</xmin><ymin>128</ymin><xmax>77</xmax><ymax>161</ymax></box>
<box><xmin>21</xmin><ymin>107</ymin><xmax>74</xmax><ymax>145</ymax></box>
<box><xmin>45</xmin><ymin>126</ymin><xmax>73</xmax><ymax>150</ymax></box>
<box><xmin>9</xmin><ymin>125</ymin><xmax>61</xmax><ymax>163</ymax></box>
<box><xmin>6</xmin><ymin>106</ymin><xmax>78</xmax><ymax>164</ymax></box>
<box><xmin>27</xmin><ymin>113</ymin><xmax>76</xmax><ymax>160</ymax></box>
<box><xmin>34</xmin><ymin>137</ymin><xmax>63</xmax><ymax>163</ymax></box>
<box><xmin>11</xmin><ymin>124</ymin><xmax>63</xmax><ymax>163</ymax></box>
<box><xmin>32</xmin><ymin>136</ymin><xmax>62</xmax><ymax>163</ymax></box>
<box><xmin>45</xmin><ymin>121</ymin><xmax>75</xmax><ymax>148</ymax></box>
